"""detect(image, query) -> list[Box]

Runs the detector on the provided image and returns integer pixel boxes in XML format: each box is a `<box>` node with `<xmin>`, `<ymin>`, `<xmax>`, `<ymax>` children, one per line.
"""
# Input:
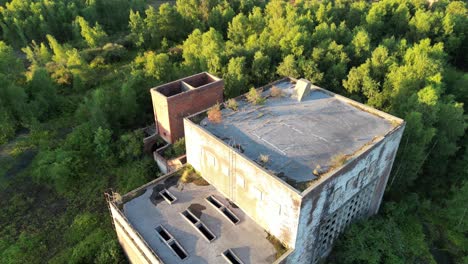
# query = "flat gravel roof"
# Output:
<box><xmin>123</xmin><ymin>174</ymin><xmax>278</xmax><ymax>263</ymax></box>
<box><xmin>198</xmin><ymin>80</ymin><xmax>393</xmax><ymax>188</ymax></box>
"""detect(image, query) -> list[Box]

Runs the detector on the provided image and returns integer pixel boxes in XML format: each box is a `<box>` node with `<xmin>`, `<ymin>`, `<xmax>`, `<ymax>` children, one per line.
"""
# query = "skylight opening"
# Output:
<box><xmin>181</xmin><ymin>209</ymin><xmax>216</xmax><ymax>242</ymax></box>
<box><xmin>206</xmin><ymin>195</ymin><xmax>240</xmax><ymax>224</ymax></box>
<box><xmin>155</xmin><ymin>225</ymin><xmax>188</xmax><ymax>260</ymax></box>
<box><xmin>222</xmin><ymin>249</ymin><xmax>244</xmax><ymax>264</ymax></box>
<box><xmin>159</xmin><ymin>189</ymin><xmax>177</xmax><ymax>204</ymax></box>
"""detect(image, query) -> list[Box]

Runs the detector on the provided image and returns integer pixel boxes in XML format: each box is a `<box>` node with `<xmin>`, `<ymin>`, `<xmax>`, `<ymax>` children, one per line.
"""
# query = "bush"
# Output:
<box><xmin>246</xmin><ymin>87</ymin><xmax>266</xmax><ymax>105</ymax></box>
<box><xmin>102</xmin><ymin>43</ymin><xmax>126</xmax><ymax>62</ymax></box>
<box><xmin>180</xmin><ymin>166</ymin><xmax>209</xmax><ymax>186</ymax></box>
<box><xmin>270</xmin><ymin>85</ymin><xmax>283</xmax><ymax>97</ymax></box>
<box><xmin>163</xmin><ymin>137</ymin><xmax>185</xmax><ymax>159</ymax></box>
<box><xmin>226</xmin><ymin>98</ymin><xmax>238</xmax><ymax>111</ymax></box>
<box><xmin>259</xmin><ymin>154</ymin><xmax>269</xmax><ymax>164</ymax></box>
<box><xmin>207</xmin><ymin>103</ymin><xmax>222</xmax><ymax>123</ymax></box>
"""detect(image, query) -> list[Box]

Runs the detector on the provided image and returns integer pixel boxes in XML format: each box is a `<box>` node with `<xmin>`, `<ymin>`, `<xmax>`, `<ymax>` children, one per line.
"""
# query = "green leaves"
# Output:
<box><xmin>75</xmin><ymin>16</ymin><xmax>107</xmax><ymax>48</ymax></box>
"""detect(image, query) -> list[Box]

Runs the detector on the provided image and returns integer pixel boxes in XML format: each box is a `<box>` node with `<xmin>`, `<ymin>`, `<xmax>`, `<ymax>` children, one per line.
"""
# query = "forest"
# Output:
<box><xmin>0</xmin><ymin>0</ymin><xmax>466</xmax><ymax>263</ymax></box>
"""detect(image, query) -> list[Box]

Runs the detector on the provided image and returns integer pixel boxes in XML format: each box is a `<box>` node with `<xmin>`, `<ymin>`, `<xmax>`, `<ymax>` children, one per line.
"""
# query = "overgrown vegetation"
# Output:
<box><xmin>270</xmin><ymin>85</ymin><xmax>283</xmax><ymax>97</ymax></box>
<box><xmin>162</xmin><ymin>137</ymin><xmax>186</xmax><ymax>159</ymax></box>
<box><xmin>0</xmin><ymin>0</ymin><xmax>467</xmax><ymax>262</ymax></box>
<box><xmin>246</xmin><ymin>87</ymin><xmax>266</xmax><ymax>105</ymax></box>
<box><xmin>226</xmin><ymin>98</ymin><xmax>238</xmax><ymax>111</ymax></box>
<box><xmin>179</xmin><ymin>165</ymin><xmax>209</xmax><ymax>186</ymax></box>
<box><xmin>259</xmin><ymin>154</ymin><xmax>269</xmax><ymax>164</ymax></box>
<box><xmin>207</xmin><ymin>103</ymin><xmax>223</xmax><ymax>123</ymax></box>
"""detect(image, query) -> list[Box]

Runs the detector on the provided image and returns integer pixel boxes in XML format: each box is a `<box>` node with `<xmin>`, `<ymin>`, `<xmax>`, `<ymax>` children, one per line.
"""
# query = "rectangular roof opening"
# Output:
<box><xmin>206</xmin><ymin>195</ymin><xmax>240</xmax><ymax>224</ymax></box>
<box><xmin>159</xmin><ymin>189</ymin><xmax>177</xmax><ymax>204</ymax></box>
<box><xmin>181</xmin><ymin>209</ymin><xmax>217</xmax><ymax>242</ymax></box>
<box><xmin>222</xmin><ymin>249</ymin><xmax>244</xmax><ymax>264</ymax></box>
<box><xmin>155</xmin><ymin>225</ymin><xmax>188</xmax><ymax>260</ymax></box>
<box><xmin>170</xmin><ymin>242</ymin><xmax>188</xmax><ymax>259</ymax></box>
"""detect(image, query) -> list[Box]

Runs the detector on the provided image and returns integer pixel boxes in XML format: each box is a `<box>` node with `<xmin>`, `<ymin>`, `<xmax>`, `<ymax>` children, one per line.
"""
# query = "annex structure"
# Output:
<box><xmin>106</xmin><ymin>73</ymin><xmax>405</xmax><ymax>264</ymax></box>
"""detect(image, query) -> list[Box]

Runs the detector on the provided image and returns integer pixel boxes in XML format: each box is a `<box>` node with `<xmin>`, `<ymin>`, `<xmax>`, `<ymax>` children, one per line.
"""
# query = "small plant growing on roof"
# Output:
<box><xmin>226</xmin><ymin>98</ymin><xmax>238</xmax><ymax>111</ymax></box>
<box><xmin>180</xmin><ymin>166</ymin><xmax>209</xmax><ymax>186</ymax></box>
<box><xmin>246</xmin><ymin>87</ymin><xmax>266</xmax><ymax>105</ymax></box>
<box><xmin>330</xmin><ymin>153</ymin><xmax>348</xmax><ymax>168</ymax></box>
<box><xmin>313</xmin><ymin>165</ymin><xmax>321</xmax><ymax>176</ymax></box>
<box><xmin>164</xmin><ymin>137</ymin><xmax>186</xmax><ymax>159</ymax></box>
<box><xmin>207</xmin><ymin>103</ymin><xmax>222</xmax><ymax>123</ymax></box>
<box><xmin>259</xmin><ymin>154</ymin><xmax>269</xmax><ymax>164</ymax></box>
<box><xmin>270</xmin><ymin>85</ymin><xmax>283</xmax><ymax>97</ymax></box>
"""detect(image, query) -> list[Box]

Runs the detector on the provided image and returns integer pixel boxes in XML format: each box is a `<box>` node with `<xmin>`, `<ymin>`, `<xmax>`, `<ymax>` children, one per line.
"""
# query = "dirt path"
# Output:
<box><xmin>0</xmin><ymin>130</ymin><xmax>36</xmax><ymax>179</ymax></box>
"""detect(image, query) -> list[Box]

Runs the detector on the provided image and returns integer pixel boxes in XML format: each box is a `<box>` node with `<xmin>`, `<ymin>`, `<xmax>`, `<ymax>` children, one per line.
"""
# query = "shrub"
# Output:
<box><xmin>226</xmin><ymin>98</ymin><xmax>238</xmax><ymax>111</ymax></box>
<box><xmin>180</xmin><ymin>166</ymin><xmax>209</xmax><ymax>186</ymax></box>
<box><xmin>102</xmin><ymin>43</ymin><xmax>126</xmax><ymax>62</ymax></box>
<box><xmin>172</xmin><ymin>137</ymin><xmax>186</xmax><ymax>157</ymax></box>
<box><xmin>207</xmin><ymin>103</ymin><xmax>222</xmax><ymax>123</ymax></box>
<box><xmin>270</xmin><ymin>85</ymin><xmax>283</xmax><ymax>97</ymax></box>
<box><xmin>164</xmin><ymin>137</ymin><xmax>185</xmax><ymax>159</ymax></box>
<box><xmin>246</xmin><ymin>87</ymin><xmax>266</xmax><ymax>105</ymax></box>
<box><xmin>259</xmin><ymin>154</ymin><xmax>269</xmax><ymax>164</ymax></box>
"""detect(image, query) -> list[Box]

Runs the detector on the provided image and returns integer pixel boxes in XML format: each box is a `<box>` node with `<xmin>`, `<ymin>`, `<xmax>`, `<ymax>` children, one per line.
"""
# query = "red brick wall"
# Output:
<box><xmin>166</xmin><ymin>81</ymin><xmax>223</xmax><ymax>142</ymax></box>
<box><xmin>151</xmin><ymin>76</ymin><xmax>224</xmax><ymax>143</ymax></box>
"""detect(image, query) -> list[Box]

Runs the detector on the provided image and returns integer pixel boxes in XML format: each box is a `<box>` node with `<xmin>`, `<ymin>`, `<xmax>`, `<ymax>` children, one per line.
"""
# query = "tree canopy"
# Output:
<box><xmin>0</xmin><ymin>0</ymin><xmax>466</xmax><ymax>263</ymax></box>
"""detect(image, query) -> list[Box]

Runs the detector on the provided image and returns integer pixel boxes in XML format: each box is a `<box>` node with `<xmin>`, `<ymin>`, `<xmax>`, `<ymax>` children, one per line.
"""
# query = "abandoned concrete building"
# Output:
<box><xmin>106</xmin><ymin>73</ymin><xmax>405</xmax><ymax>264</ymax></box>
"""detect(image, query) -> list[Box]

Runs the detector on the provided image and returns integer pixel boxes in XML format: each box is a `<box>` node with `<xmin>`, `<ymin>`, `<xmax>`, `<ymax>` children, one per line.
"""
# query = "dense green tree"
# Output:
<box><xmin>182</xmin><ymin>28</ymin><xmax>225</xmax><ymax>73</ymax></box>
<box><xmin>26</xmin><ymin>67</ymin><xmax>59</xmax><ymax>121</ymax></box>
<box><xmin>208</xmin><ymin>2</ymin><xmax>235</xmax><ymax>35</ymax></box>
<box><xmin>251</xmin><ymin>51</ymin><xmax>271</xmax><ymax>85</ymax></box>
<box><xmin>94</xmin><ymin>127</ymin><xmax>113</xmax><ymax>162</ymax></box>
<box><xmin>277</xmin><ymin>54</ymin><xmax>300</xmax><ymax>78</ymax></box>
<box><xmin>0</xmin><ymin>41</ymin><xmax>27</xmax><ymax>143</ymax></box>
<box><xmin>75</xmin><ymin>16</ymin><xmax>107</xmax><ymax>48</ymax></box>
<box><xmin>223</xmin><ymin>56</ymin><xmax>248</xmax><ymax>98</ymax></box>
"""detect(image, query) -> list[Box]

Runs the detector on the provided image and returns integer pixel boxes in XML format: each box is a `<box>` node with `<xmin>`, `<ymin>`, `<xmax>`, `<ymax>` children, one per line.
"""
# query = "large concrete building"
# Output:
<box><xmin>106</xmin><ymin>75</ymin><xmax>405</xmax><ymax>264</ymax></box>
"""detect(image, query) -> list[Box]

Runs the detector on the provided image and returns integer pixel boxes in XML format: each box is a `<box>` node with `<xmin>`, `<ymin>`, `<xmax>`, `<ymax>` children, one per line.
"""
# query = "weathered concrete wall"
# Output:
<box><xmin>109</xmin><ymin>202</ymin><xmax>162</xmax><ymax>264</ymax></box>
<box><xmin>184</xmin><ymin>118</ymin><xmax>302</xmax><ymax>248</ymax></box>
<box><xmin>150</xmin><ymin>73</ymin><xmax>224</xmax><ymax>143</ymax></box>
<box><xmin>285</xmin><ymin>125</ymin><xmax>405</xmax><ymax>264</ymax></box>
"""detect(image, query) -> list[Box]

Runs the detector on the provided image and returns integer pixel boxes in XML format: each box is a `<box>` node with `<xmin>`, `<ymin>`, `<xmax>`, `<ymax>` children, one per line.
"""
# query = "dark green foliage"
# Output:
<box><xmin>163</xmin><ymin>137</ymin><xmax>186</xmax><ymax>159</ymax></box>
<box><xmin>0</xmin><ymin>0</ymin><xmax>467</xmax><ymax>262</ymax></box>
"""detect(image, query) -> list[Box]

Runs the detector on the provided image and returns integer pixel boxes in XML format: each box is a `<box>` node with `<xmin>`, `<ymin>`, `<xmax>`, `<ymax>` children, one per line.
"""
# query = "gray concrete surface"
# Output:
<box><xmin>200</xmin><ymin>80</ymin><xmax>393</xmax><ymax>186</ymax></box>
<box><xmin>123</xmin><ymin>175</ymin><xmax>278</xmax><ymax>264</ymax></box>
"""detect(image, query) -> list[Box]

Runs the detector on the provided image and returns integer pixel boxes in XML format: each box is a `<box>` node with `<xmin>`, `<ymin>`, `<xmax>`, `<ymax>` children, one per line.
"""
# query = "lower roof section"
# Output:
<box><xmin>122</xmin><ymin>170</ymin><xmax>280</xmax><ymax>263</ymax></box>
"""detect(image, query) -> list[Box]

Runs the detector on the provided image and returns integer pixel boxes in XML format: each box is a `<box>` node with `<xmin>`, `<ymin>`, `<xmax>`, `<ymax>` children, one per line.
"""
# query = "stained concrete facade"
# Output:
<box><xmin>184</xmin><ymin>119</ymin><xmax>302</xmax><ymax>248</ymax></box>
<box><xmin>184</xmin><ymin>77</ymin><xmax>405</xmax><ymax>263</ymax></box>
<box><xmin>108</xmin><ymin>75</ymin><xmax>405</xmax><ymax>264</ymax></box>
<box><xmin>150</xmin><ymin>72</ymin><xmax>224</xmax><ymax>143</ymax></box>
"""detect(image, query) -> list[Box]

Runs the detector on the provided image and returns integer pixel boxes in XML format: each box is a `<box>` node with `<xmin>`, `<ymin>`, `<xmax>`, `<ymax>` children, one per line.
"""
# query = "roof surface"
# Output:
<box><xmin>123</xmin><ymin>173</ymin><xmax>279</xmax><ymax>264</ymax></box>
<box><xmin>197</xmin><ymin>79</ymin><xmax>394</xmax><ymax>189</ymax></box>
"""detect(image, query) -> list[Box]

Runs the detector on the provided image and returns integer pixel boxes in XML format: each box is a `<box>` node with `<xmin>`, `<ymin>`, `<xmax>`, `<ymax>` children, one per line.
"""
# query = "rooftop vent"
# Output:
<box><xmin>155</xmin><ymin>225</ymin><xmax>188</xmax><ymax>260</ymax></box>
<box><xmin>159</xmin><ymin>189</ymin><xmax>177</xmax><ymax>204</ymax></box>
<box><xmin>181</xmin><ymin>209</ymin><xmax>216</xmax><ymax>242</ymax></box>
<box><xmin>222</xmin><ymin>249</ymin><xmax>244</xmax><ymax>264</ymax></box>
<box><xmin>296</xmin><ymin>79</ymin><xmax>311</xmax><ymax>102</ymax></box>
<box><xmin>206</xmin><ymin>195</ymin><xmax>240</xmax><ymax>225</ymax></box>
